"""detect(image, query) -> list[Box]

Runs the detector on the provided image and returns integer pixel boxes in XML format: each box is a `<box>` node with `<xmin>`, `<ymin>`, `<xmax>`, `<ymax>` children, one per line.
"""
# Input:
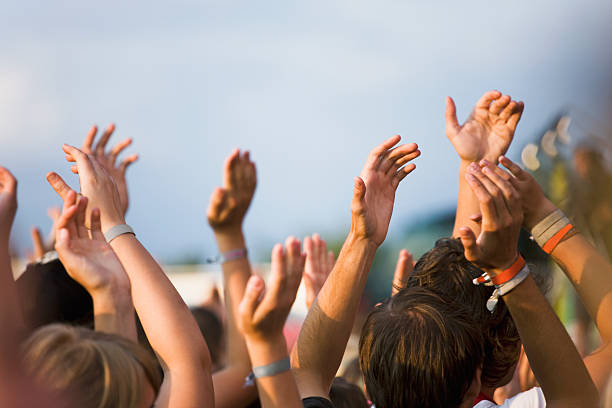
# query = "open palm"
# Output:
<box><xmin>446</xmin><ymin>91</ymin><xmax>524</xmax><ymax>162</ymax></box>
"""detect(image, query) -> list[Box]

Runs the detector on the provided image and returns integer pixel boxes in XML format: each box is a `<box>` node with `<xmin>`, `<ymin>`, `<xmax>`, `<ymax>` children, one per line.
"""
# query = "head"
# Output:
<box><xmin>329</xmin><ymin>377</ymin><xmax>369</xmax><ymax>408</ymax></box>
<box><xmin>22</xmin><ymin>324</ymin><xmax>162</xmax><ymax>408</ymax></box>
<box><xmin>359</xmin><ymin>286</ymin><xmax>483</xmax><ymax>408</ymax></box>
<box><xmin>404</xmin><ymin>238</ymin><xmax>521</xmax><ymax>388</ymax></box>
<box><xmin>190</xmin><ymin>306</ymin><xmax>225</xmax><ymax>372</ymax></box>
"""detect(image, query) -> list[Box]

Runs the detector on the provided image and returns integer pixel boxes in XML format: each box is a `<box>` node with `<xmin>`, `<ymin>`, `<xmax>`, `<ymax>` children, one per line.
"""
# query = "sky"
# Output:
<box><xmin>1</xmin><ymin>0</ymin><xmax>611</xmax><ymax>261</ymax></box>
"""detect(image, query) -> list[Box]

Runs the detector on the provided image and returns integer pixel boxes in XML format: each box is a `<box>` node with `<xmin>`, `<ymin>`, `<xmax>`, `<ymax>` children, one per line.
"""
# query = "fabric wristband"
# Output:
<box><xmin>104</xmin><ymin>224</ymin><xmax>135</xmax><ymax>243</ymax></box>
<box><xmin>207</xmin><ymin>248</ymin><xmax>248</xmax><ymax>264</ymax></box>
<box><xmin>485</xmin><ymin>264</ymin><xmax>531</xmax><ymax>312</ymax></box>
<box><xmin>243</xmin><ymin>357</ymin><xmax>291</xmax><ymax>387</ymax></box>
<box><xmin>473</xmin><ymin>255</ymin><xmax>525</xmax><ymax>286</ymax></box>
<box><xmin>531</xmin><ymin>209</ymin><xmax>572</xmax><ymax>252</ymax></box>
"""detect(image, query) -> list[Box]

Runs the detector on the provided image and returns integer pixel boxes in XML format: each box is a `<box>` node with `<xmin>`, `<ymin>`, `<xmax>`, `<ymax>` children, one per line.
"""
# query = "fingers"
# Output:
<box><xmin>458</xmin><ymin>226</ymin><xmax>480</xmax><ymax>262</ymax></box>
<box><xmin>445</xmin><ymin>96</ymin><xmax>461</xmax><ymax>137</ymax></box>
<box><xmin>312</xmin><ymin>234</ymin><xmax>326</xmax><ymax>273</ymax></box>
<box><xmin>499</xmin><ymin>101</ymin><xmax>517</xmax><ymax>121</ymax></box>
<box><xmin>109</xmin><ymin>138</ymin><xmax>133</xmax><ymax>163</ymax></box>
<box><xmin>0</xmin><ymin>166</ymin><xmax>17</xmax><ymax>194</ymax></box>
<box><xmin>475</xmin><ymin>90</ymin><xmax>502</xmax><ymax>110</ymax></box>
<box><xmin>89</xmin><ymin>208</ymin><xmax>105</xmax><ymax>241</ymax></box>
<box><xmin>489</xmin><ymin>95</ymin><xmax>511</xmax><ymax>115</ymax></box>
<box><xmin>481</xmin><ymin>165</ymin><xmax>521</xmax><ymax>217</ymax></box>
<box><xmin>465</xmin><ymin>171</ymin><xmax>498</xmax><ymax>223</ymax></box>
<box><xmin>506</xmin><ymin>102</ymin><xmax>525</xmax><ymax>130</ymax></box>
<box><xmin>118</xmin><ymin>154</ymin><xmax>139</xmax><ymax>174</ymax></box>
<box><xmin>82</xmin><ymin>125</ymin><xmax>98</xmax><ymax>153</ymax></box>
<box><xmin>500</xmin><ymin>155</ymin><xmax>529</xmax><ymax>180</ymax></box>
<box><xmin>223</xmin><ymin>149</ymin><xmax>241</xmax><ymax>189</ymax></box>
<box><xmin>365</xmin><ymin>135</ymin><xmax>401</xmax><ymax>169</ymax></box>
<box><xmin>75</xmin><ymin>196</ymin><xmax>89</xmax><ymax>238</ymax></box>
<box><xmin>239</xmin><ymin>275</ymin><xmax>265</xmax><ymax>320</ymax></box>
<box><xmin>379</xmin><ymin>143</ymin><xmax>419</xmax><ymax>173</ymax></box>
<box><xmin>94</xmin><ymin>123</ymin><xmax>115</xmax><ymax>155</ymax></box>
<box><xmin>327</xmin><ymin>250</ymin><xmax>335</xmax><ymax>272</ymax></box>
<box><xmin>392</xmin><ymin>163</ymin><xmax>417</xmax><ymax>188</ymax></box>
<box><xmin>46</xmin><ymin>172</ymin><xmax>75</xmax><ymax>201</ymax></box>
<box><xmin>62</xmin><ymin>144</ymin><xmax>95</xmax><ymax>175</ymax></box>
<box><xmin>55</xmin><ymin>201</ymin><xmax>79</xmax><ymax>240</ymax></box>
<box><xmin>392</xmin><ymin>249</ymin><xmax>414</xmax><ymax>296</ymax></box>
<box><xmin>284</xmin><ymin>236</ymin><xmax>305</xmax><ymax>292</ymax></box>
<box><xmin>31</xmin><ymin>228</ymin><xmax>45</xmax><ymax>259</ymax></box>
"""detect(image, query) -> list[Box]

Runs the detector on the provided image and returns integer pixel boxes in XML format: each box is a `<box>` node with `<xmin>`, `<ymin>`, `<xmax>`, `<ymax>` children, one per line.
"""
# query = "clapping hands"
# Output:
<box><xmin>446</xmin><ymin>91</ymin><xmax>524</xmax><ymax>163</ymax></box>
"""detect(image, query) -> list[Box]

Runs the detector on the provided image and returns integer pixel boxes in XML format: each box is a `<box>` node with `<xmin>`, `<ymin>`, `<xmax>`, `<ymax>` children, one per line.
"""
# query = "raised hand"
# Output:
<box><xmin>446</xmin><ymin>91</ymin><xmax>524</xmax><ymax>163</ymax></box>
<box><xmin>30</xmin><ymin>207</ymin><xmax>61</xmax><ymax>260</ymax></box>
<box><xmin>458</xmin><ymin>163</ymin><xmax>523</xmax><ymax>273</ymax></box>
<box><xmin>352</xmin><ymin>135</ymin><xmax>420</xmax><ymax>246</ymax></box>
<box><xmin>303</xmin><ymin>234</ymin><xmax>335</xmax><ymax>309</ymax></box>
<box><xmin>65</xmin><ymin>124</ymin><xmax>138</xmax><ymax>215</ymax></box>
<box><xmin>238</xmin><ymin>237</ymin><xmax>305</xmax><ymax>408</ymax></box>
<box><xmin>54</xmin><ymin>191</ymin><xmax>130</xmax><ymax>298</ymax></box>
<box><xmin>0</xmin><ymin>167</ymin><xmax>17</xmax><ymax>240</ymax></box>
<box><xmin>238</xmin><ymin>237</ymin><xmax>305</xmax><ymax>342</ymax></box>
<box><xmin>47</xmin><ymin>144</ymin><xmax>125</xmax><ymax>233</ymax></box>
<box><xmin>391</xmin><ymin>249</ymin><xmax>414</xmax><ymax>296</ymax></box>
<box><xmin>207</xmin><ymin>149</ymin><xmax>256</xmax><ymax>233</ymax></box>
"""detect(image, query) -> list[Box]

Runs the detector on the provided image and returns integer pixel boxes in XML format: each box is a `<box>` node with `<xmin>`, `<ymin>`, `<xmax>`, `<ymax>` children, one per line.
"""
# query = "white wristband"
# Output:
<box><xmin>104</xmin><ymin>224</ymin><xmax>135</xmax><ymax>243</ymax></box>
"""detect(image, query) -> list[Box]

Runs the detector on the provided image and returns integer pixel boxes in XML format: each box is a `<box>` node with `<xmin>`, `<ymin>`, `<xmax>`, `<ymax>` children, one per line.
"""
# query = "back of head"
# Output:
<box><xmin>329</xmin><ymin>377</ymin><xmax>369</xmax><ymax>408</ymax></box>
<box><xmin>22</xmin><ymin>324</ymin><xmax>162</xmax><ymax>408</ymax></box>
<box><xmin>359</xmin><ymin>286</ymin><xmax>483</xmax><ymax>408</ymax></box>
<box><xmin>405</xmin><ymin>238</ymin><xmax>520</xmax><ymax>388</ymax></box>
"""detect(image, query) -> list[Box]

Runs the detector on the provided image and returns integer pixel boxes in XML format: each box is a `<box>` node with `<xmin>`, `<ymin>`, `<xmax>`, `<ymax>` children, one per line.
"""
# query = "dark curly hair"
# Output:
<box><xmin>402</xmin><ymin>237</ymin><xmax>521</xmax><ymax>388</ymax></box>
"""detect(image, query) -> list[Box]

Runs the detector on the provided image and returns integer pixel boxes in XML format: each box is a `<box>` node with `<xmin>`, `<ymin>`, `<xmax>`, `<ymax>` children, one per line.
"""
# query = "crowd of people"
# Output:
<box><xmin>0</xmin><ymin>90</ymin><xmax>611</xmax><ymax>407</ymax></box>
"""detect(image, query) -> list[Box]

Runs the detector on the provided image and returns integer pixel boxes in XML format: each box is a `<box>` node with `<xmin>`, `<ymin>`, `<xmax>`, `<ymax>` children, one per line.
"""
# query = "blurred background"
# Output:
<box><xmin>2</xmin><ymin>1</ymin><xmax>611</xmax><ymax>336</ymax></box>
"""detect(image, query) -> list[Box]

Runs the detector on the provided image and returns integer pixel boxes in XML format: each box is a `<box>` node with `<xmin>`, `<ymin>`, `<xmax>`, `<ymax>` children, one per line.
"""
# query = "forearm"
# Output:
<box><xmin>213</xmin><ymin>229</ymin><xmax>251</xmax><ymax>367</ymax></box>
<box><xmin>91</xmin><ymin>288</ymin><xmax>138</xmax><ymax>342</ymax></box>
<box><xmin>453</xmin><ymin>161</ymin><xmax>481</xmax><ymax>237</ymax></box>
<box><xmin>246</xmin><ymin>336</ymin><xmax>302</xmax><ymax>408</ymax></box>
<box><xmin>502</xmin><ymin>275</ymin><xmax>598</xmax><ymax>406</ymax></box>
<box><xmin>291</xmin><ymin>233</ymin><xmax>377</xmax><ymax>396</ymax></box>
<box><xmin>110</xmin><ymin>234</ymin><xmax>213</xmax><ymax>380</ymax></box>
<box><xmin>0</xmin><ymin>241</ymin><xmax>23</xmax><ymax>335</ymax></box>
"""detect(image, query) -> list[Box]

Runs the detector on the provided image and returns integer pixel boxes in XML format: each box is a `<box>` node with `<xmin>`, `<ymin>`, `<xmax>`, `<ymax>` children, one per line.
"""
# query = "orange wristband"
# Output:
<box><xmin>541</xmin><ymin>224</ymin><xmax>573</xmax><ymax>254</ymax></box>
<box><xmin>491</xmin><ymin>255</ymin><xmax>525</xmax><ymax>286</ymax></box>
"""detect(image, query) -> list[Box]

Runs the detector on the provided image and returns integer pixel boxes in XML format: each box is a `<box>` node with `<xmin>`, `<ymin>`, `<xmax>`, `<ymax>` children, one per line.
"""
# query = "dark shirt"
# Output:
<box><xmin>303</xmin><ymin>397</ymin><xmax>335</xmax><ymax>408</ymax></box>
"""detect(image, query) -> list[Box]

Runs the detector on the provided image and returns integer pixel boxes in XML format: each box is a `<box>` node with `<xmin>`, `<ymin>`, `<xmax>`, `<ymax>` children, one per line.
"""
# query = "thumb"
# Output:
<box><xmin>458</xmin><ymin>226</ymin><xmax>480</xmax><ymax>262</ymax></box>
<box><xmin>239</xmin><ymin>275</ymin><xmax>265</xmax><ymax>320</ymax></box>
<box><xmin>31</xmin><ymin>228</ymin><xmax>45</xmax><ymax>259</ymax></box>
<box><xmin>351</xmin><ymin>177</ymin><xmax>366</xmax><ymax>214</ymax></box>
<box><xmin>445</xmin><ymin>96</ymin><xmax>461</xmax><ymax>138</ymax></box>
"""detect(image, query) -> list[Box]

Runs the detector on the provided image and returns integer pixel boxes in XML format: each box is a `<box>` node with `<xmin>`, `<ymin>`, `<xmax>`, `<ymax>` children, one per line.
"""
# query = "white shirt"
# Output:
<box><xmin>474</xmin><ymin>387</ymin><xmax>545</xmax><ymax>408</ymax></box>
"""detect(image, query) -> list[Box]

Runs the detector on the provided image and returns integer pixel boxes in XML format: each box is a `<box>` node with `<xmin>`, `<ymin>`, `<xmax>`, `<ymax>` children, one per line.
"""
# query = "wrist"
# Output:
<box><xmin>484</xmin><ymin>253</ymin><xmax>520</xmax><ymax>278</ymax></box>
<box><xmin>91</xmin><ymin>284</ymin><xmax>133</xmax><ymax>316</ymax></box>
<box><xmin>523</xmin><ymin>199</ymin><xmax>558</xmax><ymax>231</ymax></box>
<box><xmin>245</xmin><ymin>334</ymin><xmax>289</xmax><ymax>367</ymax></box>
<box><xmin>101</xmin><ymin>215</ymin><xmax>127</xmax><ymax>235</ymax></box>
<box><xmin>213</xmin><ymin>228</ymin><xmax>246</xmax><ymax>252</ymax></box>
<box><xmin>345</xmin><ymin>232</ymin><xmax>379</xmax><ymax>253</ymax></box>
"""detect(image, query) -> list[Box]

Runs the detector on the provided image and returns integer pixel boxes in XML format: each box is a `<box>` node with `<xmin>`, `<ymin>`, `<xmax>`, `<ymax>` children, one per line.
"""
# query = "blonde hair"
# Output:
<box><xmin>22</xmin><ymin>324</ymin><xmax>162</xmax><ymax>408</ymax></box>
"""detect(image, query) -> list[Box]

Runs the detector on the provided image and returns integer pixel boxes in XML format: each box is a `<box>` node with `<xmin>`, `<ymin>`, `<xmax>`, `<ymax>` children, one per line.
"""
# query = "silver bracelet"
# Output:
<box><xmin>243</xmin><ymin>357</ymin><xmax>291</xmax><ymax>387</ymax></box>
<box><xmin>104</xmin><ymin>224</ymin><xmax>135</xmax><ymax>243</ymax></box>
<box><xmin>206</xmin><ymin>248</ymin><xmax>248</xmax><ymax>264</ymax></box>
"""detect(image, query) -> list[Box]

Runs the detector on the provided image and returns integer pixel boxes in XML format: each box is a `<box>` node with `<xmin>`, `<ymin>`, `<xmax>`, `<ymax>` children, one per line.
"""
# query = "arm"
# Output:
<box><xmin>497</xmin><ymin>155</ymin><xmax>612</xmax><ymax>390</ymax></box>
<box><xmin>52</xmin><ymin>144</ymin><xmax>214</xmax><ymax>408</ymax></box>
<box><xmin>206</xmin><ymin>149</ymin><xmax>259</xmax><ymax>407</ymax></box>
<box><xmin>0</xmin><ymin>166</ymin><xmax>22</xmax><ymax>351</ymax></box>
<box><xmin>238</xmin><ymin>238</ymin><xmax>305</xmax><ymax>408</ymax></box>
<box><xmin>458</xmin><ymin>163</ymin><xmax>598</xmax><ymax>407</ymax></box>
<box><xmin>52</xmin><ymin>191</ymin><xmax>136</xmax><ymax>340</ymax></box>
<box><xmin>291</xmin><ymin>135</ymin><xmax>420</xmax><ymax>398</ymax></box>
<box><xmin>445</xmin><ymin>91</ymin><xmax>524</xmax><ymax>237</ymax></box>
<box><xmin>303</xmin><ymin>234</ymin><xmax>334</xmax><ymax>309</ymax></box>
